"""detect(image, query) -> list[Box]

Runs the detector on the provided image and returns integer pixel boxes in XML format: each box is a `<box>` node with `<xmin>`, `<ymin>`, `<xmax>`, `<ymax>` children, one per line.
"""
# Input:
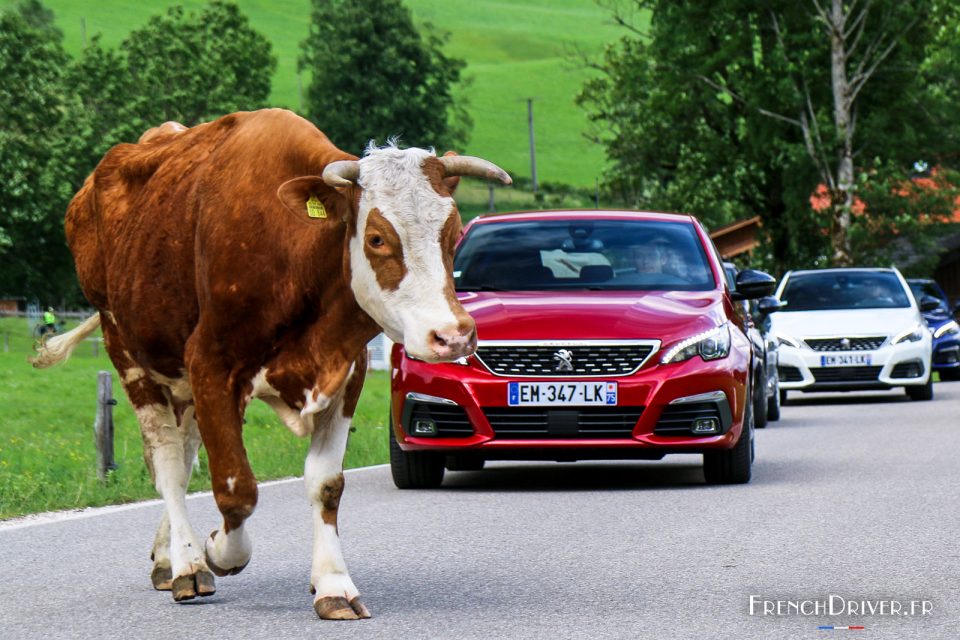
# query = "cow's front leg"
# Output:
<box><xmin>306</xmin><ymin>366</ymin><xmax>370</xmax><ymax>620</ymax></box>
<box><xmin>187</xmin><ymin>354</ymin><xmax>258</xmax><ymax>582</ymax></box>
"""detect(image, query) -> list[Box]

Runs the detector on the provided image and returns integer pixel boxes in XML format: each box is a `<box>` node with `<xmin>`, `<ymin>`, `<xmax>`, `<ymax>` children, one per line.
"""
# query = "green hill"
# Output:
<box><xmin>3</xmin><ymin>0</ymin><xmax>634</xmax><ymax>187</ymax></box>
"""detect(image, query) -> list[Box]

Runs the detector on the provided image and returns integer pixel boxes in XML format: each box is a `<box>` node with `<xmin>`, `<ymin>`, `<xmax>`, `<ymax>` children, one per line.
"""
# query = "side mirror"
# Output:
<box><xmin>732</xmin><ymin>269</ymin><xmax>777</xmax><ymax>300</ymax></box>
<box><xmin>919</xmin><ymin>295</ymin><xmax>941</xmax><ymax>313</ymax></box>
<box><xmin>756</xmin><ymin>295</ymin><xmax>783</xmax><ymax>315</ymax></box>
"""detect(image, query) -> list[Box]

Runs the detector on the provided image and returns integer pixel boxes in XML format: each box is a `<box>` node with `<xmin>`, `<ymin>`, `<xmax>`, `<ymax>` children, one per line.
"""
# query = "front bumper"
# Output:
<box><xmin>776</xmin><ymin>336</ymin><xmax>932</xmax><ymax>391</ymax></box>
<box><xmin>932</xmin><ymin>336</ymin><xmax>960</xmax><ymax>373</ymax></box>
<box><xmin>391</xmin><ymin>346</ymin><xmax>751</xmax><ymax>459</ymax></box>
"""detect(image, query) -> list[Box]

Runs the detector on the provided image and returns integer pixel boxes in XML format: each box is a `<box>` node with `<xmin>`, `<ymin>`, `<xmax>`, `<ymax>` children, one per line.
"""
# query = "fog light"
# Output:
<box><xmin>411</xmin><ymin>419</ymin><xmax>438</xmax><ymax>436</ymax></box>
<box><xmin>692</xmin><ymin>418</ymin><xmax>720</xmax><ymax>434</ymax></box>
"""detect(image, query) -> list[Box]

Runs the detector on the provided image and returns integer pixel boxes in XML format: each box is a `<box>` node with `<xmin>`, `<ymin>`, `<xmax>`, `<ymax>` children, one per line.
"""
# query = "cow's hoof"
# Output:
<box><xmin>171</xmin><ymin>570</ymin><xmax>217</xmax><ymax>602</ymax></box>
<box><xmin>313</xmin><ymin>595</ymin><xmax>371</xmax><ymax>620</ymax></box>
<box><xmin>151</xmin><ymin>565</ymin><xmax>173</xmax><ymax>591</ymax></box>
<box><xmin>205</xmin><ymin>529</ymin><xmax>250</xmax><ymax>577</ymax></box>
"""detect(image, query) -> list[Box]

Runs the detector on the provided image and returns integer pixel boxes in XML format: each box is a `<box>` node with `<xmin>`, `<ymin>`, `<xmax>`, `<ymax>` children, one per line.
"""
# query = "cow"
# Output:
<box><xmin>32</xmin><ymin>108</ymin><xmax>511</xmax><ymax>619</ymax></box>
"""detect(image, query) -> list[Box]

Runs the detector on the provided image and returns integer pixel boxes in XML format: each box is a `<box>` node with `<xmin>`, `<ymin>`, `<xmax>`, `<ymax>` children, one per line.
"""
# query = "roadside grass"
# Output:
<box><xmin>0</xmin><ymin>316</ymin><xmax>391</xmax><ymax>520</ymax></box>
<box><xmin>0</xmin><ymin>0</ymin><xmax>632</xmax><ymax>187</ymax></box>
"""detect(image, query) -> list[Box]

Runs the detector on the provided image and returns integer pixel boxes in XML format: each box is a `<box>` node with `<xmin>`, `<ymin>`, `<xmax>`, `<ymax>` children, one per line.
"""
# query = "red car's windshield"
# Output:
<box><xmin>454</xmin><ymin>219</ymin><xmax>716</xmax><ymax>292</ymax></box>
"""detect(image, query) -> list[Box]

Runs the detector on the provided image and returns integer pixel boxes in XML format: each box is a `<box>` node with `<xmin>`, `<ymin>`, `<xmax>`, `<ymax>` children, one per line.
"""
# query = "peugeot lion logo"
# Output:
<box><xmin>553</xmin><ymin>349</ymin><xmax>574</xmax><ymax>372</ymax></box>
<box><xmin>840</xmin><ymin>338</ymin><xmax>851</xmax><ymax>350</ymax></box>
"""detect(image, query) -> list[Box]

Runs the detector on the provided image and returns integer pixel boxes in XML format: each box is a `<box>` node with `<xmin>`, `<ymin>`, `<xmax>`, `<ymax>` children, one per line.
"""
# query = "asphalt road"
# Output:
<box><xmin>2</xmin><ymin>382</ymin><xmax>959</xmax><ymax>640</ymax></box>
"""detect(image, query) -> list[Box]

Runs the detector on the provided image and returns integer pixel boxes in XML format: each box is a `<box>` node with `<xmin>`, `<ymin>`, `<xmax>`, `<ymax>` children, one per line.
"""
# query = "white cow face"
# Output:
<box><xmin>278</xmin><ymin>145</ymin><xmax>511</xmax><ymax>363</ymax></box>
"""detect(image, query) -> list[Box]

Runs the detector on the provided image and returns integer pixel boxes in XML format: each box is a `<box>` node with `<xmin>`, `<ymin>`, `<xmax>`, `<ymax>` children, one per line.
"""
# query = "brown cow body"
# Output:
<box><xmin>35</xmin><ymin>108</ymin><xmax>510</xmax><ymax>618</ymax></box>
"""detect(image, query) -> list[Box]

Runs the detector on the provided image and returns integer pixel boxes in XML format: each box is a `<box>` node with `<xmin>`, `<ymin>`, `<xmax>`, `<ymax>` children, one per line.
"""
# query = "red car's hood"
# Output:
<box><xmin>458</xmin><ymin>290</ymin><xmax>726</xmax><ymax>343</ymax></box>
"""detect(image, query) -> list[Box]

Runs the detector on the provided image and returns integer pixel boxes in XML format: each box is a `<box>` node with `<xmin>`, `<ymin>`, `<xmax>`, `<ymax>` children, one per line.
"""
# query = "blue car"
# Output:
<box><xmin>908</xmin><ymin>278</ymin><xmax>960</xmax><ymax>381</ymax></box>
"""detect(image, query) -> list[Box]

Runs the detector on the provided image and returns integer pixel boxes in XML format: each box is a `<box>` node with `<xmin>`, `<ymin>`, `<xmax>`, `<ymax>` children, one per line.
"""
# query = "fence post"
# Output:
<box><xmin>94</xmin><ymin>371</ymin><xmax>118</xmax><ymax>480</ymax></box>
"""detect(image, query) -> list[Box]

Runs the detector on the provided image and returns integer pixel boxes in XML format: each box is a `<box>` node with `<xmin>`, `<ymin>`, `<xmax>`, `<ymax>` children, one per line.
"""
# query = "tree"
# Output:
<box><xmin>0</xmin><ymin>1</ymin><xmax>75</xmax><ymax>301</ymax></box>
<box><xmin>115</xmin><ymin>1</ymin><xmax>275</xmax><ymax>139</ymax></box>
<box><xmin>579</xmin><ymin>0</ymin><xmax>959</xmax><ymax>271</ymax></box>
<box><xmin>298</xmin><ymin>0</ymin><xmax>471</xmax><ymax>155</ymax></box>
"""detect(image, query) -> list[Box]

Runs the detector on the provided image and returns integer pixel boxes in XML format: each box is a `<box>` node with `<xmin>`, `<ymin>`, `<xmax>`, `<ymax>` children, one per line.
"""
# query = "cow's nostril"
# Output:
<box><xmin>431</xmin><ymin>331</ymin><xmax>448</xmax><ymax>347</ymax></box>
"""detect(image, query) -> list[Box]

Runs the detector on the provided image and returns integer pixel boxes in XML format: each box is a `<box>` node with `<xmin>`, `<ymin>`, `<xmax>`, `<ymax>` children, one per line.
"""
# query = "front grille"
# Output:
<box><xmin>811</xmin><ymin>366</ymin><xmax>882</xmax><ymax>382</ymax></box>
<box><xmin>654</xmin><ymin>402</ymin><xmax>726</xmax><ymax>436</ymax></box>
<box><xmin>407</xmin><ymin>403</ymin><xmax>474</xmax><ymax>438</ymax></box>
<box><xmin>483</xmin><ymin>406</ymin><xmax>643</xmax><ymax>439</ymax></box>
<box><xmin>804</xmin><ymin>336</ymin><xmax>886</xmax><ymax>352</ymax></box>
<box><xmin>475</xmin><ymin>342</ymin><xmax>657</xmax><ymax>377</ymax></box>
<box><xmin>778</xmin><ymin>365</ymin><xmax>803</xmax><ymax>382</ymax></box>
<box><xmin>891</xmin><ymin>361</ymin><xmax>924</xmax><ymax>379</ymax></box>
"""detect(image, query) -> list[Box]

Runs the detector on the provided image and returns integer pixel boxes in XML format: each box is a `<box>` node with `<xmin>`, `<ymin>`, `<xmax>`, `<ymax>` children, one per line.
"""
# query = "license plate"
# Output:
<box><xmin>820</xmin><ymin>354</ymin><xmax>872</xmax><ymax>367</ymax></box>
<box><xmin>507</xmin><ymin>381</ymin><xmax>617</xmax><ymax>406</ymax></box>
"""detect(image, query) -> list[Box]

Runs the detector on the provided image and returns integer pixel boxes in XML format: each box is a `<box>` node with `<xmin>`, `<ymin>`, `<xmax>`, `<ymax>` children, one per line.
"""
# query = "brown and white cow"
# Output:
<box><xmin>33</xmin><ymin>108</ymin><xmax>510</xmax><ymax>619</ymax></box>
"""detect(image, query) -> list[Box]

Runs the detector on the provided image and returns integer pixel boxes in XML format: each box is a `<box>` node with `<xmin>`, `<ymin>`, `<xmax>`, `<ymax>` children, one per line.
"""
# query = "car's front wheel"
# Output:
<box><xmin>906</xmin><ymin>378</ymin><xmax>934</xmax><ymax>401</ymax></box>
<box><xmin>940</xmin><ymin>368</ymin><xmax>960</xmax><ymax>381</ymax></box>
<box><xmin>766</xmin><ymin>374</ymin><xmax>781</xmax><ymax>422</ymax></box>
<box><xmin>389</xmin><ymin>412</ymin><xmax>445</xmax><ymax>489</ymax></box>
<box><xmin>753</xmin><ymin>367</ymin><xmax>768</xmax><ymax>429</ymax></box>
<box><xmin>703</xmin><ymin>386</ymin><xmax>753</xmax><ymax>485</ymax></box>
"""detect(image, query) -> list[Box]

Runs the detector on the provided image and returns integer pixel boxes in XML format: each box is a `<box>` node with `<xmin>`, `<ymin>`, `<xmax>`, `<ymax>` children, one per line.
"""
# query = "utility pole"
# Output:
<box><xmin>527</xmin><ymin>98</ymin><xmax>538</xmax><ymax>195</ymax></box>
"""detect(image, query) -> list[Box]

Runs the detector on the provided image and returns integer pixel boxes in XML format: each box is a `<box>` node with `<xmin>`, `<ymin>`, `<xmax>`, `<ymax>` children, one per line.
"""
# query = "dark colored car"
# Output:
<box><xmin>723</xmin><ymin>262</ymin><xmax>783</xmax><ymax>426</ymax></box>
<box><xmin>389</xmin><ymin>210</ymin><xmax>776</xmax><ymax>488</ymax></box>
<box><xmin>907</xmin><ymin>278</ymin><xmax>960</xmax><ymax>380</ymax></box>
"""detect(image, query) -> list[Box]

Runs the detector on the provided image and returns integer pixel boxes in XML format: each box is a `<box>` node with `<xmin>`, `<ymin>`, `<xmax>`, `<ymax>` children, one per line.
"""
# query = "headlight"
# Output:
<box><xmin>934</xmin><ymin>321</ymin><xmax>960</xmax><ymax>339</ymax></box>
<box><xmin>772</xmin><ymin>332</ymin><xmax>802</xmax><ymax>349</ymax></box>
<box><xmin>661</xmin><ymin>323</ymin><xmax>731</xmax><ymax>364</ymax></box>
<box><xmin>892</xmin><ymin>324</ymin><xmax>925</xmax><ymax>345</ymax></box>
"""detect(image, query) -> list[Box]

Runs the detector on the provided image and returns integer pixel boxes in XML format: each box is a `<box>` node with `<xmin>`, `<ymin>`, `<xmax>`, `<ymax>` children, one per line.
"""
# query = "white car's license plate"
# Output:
<box><xmin>507</xmin><ymin>381</ymin><xmax>617</xmax><ymax>406</ymax></box>
<box><xmin>820</xmin><ymin>354</ymin><xmax>872</xmax><ymax>367</ymax></box>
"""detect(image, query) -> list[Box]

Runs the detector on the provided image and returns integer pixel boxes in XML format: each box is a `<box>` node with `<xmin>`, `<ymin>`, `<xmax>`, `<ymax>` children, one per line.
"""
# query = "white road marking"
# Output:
<box><xmin>0</xmin><ymin>465</ymin><xmax>389</xmax><ymax>532</ymax></box>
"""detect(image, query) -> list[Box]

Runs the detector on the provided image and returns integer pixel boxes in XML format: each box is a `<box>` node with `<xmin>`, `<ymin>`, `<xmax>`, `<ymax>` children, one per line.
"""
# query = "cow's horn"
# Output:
<box><xmin>439</xmin><ymin>156</ymin><xmax>512</xmax><ymax>185</ymax></box>
<box><xmin>322</xmin><ymin>160</ymin><xmax>360</xmax><ymax>187</ymax></box>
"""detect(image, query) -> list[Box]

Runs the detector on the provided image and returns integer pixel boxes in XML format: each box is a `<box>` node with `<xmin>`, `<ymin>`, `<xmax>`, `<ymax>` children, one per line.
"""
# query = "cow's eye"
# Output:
<box><xmin>368</xmin><ymin>235</ymin><xmax>384</xmax><ymax>248</ymax></box>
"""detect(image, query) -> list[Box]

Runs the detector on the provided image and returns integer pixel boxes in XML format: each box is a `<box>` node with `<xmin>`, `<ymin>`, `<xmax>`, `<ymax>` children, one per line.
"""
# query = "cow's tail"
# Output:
<box><xmin>30</xmin><ymin>313</ymin><xmax>102</xmax><ymax>369</ymax></box>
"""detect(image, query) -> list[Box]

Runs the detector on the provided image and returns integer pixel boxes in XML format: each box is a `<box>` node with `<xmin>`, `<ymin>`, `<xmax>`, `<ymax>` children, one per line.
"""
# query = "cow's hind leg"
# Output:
<box><xmin>136</xmin><ymin>400</ymin><xmax>216</xmax><ymax>601</ymax></box>
<box><xmin>149</xmin><ymin>406</ymin><xmax>203</xmax><ymax>591</ymax></box>
<box><xmin>307</xmin><ymin>361</ymin><xmax>370</xmax><ymax>620</ymax></box>
<box><xmin>101</xmin><ymin>320</ymin><xmax>213</xmax><ymax>599</ymax></box>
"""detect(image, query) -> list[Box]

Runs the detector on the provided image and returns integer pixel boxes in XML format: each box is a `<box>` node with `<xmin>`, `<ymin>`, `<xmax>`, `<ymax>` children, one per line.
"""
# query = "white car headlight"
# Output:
<box><xmin>661</xmin><ymin>323</ymin><xmax>731</xmax><ymax>364</ymax></box>
<box><xmin>892</xmin><ymin>324</ymin><xmax>925</xmax><ymax>345</ymax></box>
<box><xmin>934</xmin><ymin>321</ymin><xmax>960</xmax><ymax>339</ymax></box>
<box><xmin>772</xmin><ymin>332</ymin><xmax>802</xmax><ymax>349</ymax></box>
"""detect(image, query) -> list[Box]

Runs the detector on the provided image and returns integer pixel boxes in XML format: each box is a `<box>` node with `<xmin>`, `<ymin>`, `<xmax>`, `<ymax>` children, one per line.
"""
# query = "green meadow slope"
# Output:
<box><xmin>4</xmin><ymin>0</ymin><xmax>633</xmax><ymax>187</ymax></box>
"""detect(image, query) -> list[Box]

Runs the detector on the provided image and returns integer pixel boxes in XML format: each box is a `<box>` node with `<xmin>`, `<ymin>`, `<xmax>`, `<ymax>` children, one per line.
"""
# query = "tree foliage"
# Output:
<box><xmin>0</xmin><ymin>1</ymin><xmax>275</xmax><ymax>303</ymax></box>
<box><xmin>579</xmin><ymin>0</ymin><xmax>960</xmax><ymax>273</ymax></box>
<box><xmin>298</xmin><ymin>0</ymin><xmax>471</xmax><ymax>155</ymax></box>
<box><xmin>0</xmin><ymin>1</ymin><xmax>73</xmax><ymax>300</ymax></box>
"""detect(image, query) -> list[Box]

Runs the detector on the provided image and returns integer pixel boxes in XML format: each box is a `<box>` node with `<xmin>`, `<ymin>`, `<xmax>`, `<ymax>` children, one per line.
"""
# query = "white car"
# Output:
<box><xmin>771</xmin><ymin>267</ymin><xmax>934</xmax><ymax>401</ymax></box>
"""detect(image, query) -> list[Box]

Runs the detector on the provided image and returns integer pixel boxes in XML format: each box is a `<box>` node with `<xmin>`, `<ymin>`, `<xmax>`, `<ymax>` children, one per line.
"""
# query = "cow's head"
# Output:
<box><xmin>279</xmin><ymin>145</ymin><xmax>510</xmax><ymax>362</ymax></box>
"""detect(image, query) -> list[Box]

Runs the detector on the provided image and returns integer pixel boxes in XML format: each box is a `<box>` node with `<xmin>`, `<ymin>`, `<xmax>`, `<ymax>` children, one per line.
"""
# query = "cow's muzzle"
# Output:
<box><xmin>427</xmin><ymin>318</ymin><xmax>477</xmax><ymax>361</ymax></box>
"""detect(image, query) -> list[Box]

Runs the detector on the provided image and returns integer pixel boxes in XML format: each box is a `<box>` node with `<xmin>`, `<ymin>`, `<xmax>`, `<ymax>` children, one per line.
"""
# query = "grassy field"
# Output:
<box><xmin>0</xmin><ymin>0</ymin><xmax>630</xmax><ymax>187</ymax></box>
<box><xmin>0</xmin><ymin>316</ymin><xmax>392</xmax><ymax>520</ymax></box>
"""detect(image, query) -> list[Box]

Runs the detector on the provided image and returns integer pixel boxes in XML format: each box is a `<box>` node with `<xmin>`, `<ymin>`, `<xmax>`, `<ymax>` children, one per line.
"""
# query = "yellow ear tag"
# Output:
<box><xmin>306</xmin><ymin>194</ymin><xmax>327</xmax><ymax>219</ymax></box>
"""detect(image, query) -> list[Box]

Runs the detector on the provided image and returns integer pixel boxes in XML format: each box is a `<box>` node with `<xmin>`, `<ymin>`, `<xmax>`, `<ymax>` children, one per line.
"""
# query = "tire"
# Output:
<box><xmin>753</xmin><ymin>368</ymin><xmax>768</xmax><ymax>429</ymax></box>
<box><xmin>703</xmin><ymin>383</ymin><xmax>753</xmax><ymax>485</ymax></box>
<box><xmin>906</xmin><ymin>378</ymin><xmax>934</xmax><ymax>401</ymax></box>
<box><xmin>766</xmin><ymin>375</ymin><xmax>781</xmax><ymax>422</ymax></box>
<box><xmin>940</xmin><ymin>368</ymin><xmax>960</xmax><ymax>381</ymax></box>
<box><xmin>389</xmin><ymin>413</ymin><xmax>445</xmax><ymax>489</ymax></box>
<box><xmin>445</xmin><ymin>455</ymin><xmax>485</xmax><ymax>471</ymax></box>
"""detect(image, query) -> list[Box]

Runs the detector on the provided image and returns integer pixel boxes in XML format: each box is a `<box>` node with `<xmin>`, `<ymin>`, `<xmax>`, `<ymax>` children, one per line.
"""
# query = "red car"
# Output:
<box><xmin>388</xmin><ymin>210</ymin><xmax>776</xmax><ymax>487</ymax></box>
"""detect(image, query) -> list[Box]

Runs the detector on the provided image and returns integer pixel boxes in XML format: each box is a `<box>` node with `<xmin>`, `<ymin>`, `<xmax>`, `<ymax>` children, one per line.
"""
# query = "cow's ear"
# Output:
<box><xmin>277</xmin><ymin>176</ymin><xmax>341</xmax><ymax>224</ymax></box>
<box><xmin>440</xmin><ymin>151</ymin><xmax>461</xmax><ymax>194</ymax></box>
